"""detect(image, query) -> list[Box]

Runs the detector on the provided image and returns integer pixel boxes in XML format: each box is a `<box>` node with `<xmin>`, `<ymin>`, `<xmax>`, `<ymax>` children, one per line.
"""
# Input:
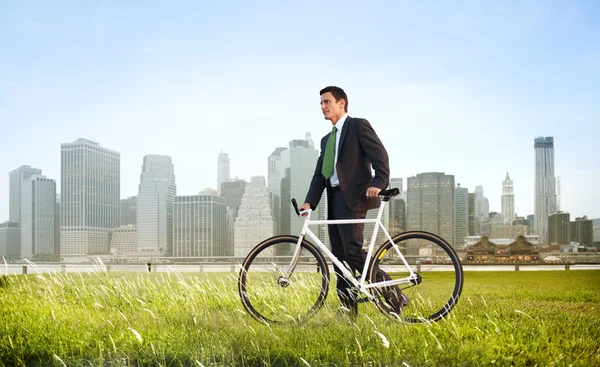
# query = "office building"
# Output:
<box><xmin>9</xmin><ymin>165</ymin><xmax>42</xmax><ymax>223</ymax></box>
<box><xmin>110</xmin><ymin>225</ymin><xmax>137</xmax><ymax>257</ymax></box>
<box><xmin>217</xmin><ymin>151</ymin><xmax>230</xmax><ymax>195</ymax></box>
<box><xmin>120</xmin><ymin>196</ymin><xmax>137</xmax><ymax>226</ymax></box>
<box><xmin>548</xmin><ymin>211</ymin><xmax>570</xmax><ymax>246</ymax></box>
<box><xmin>501</xmin><ymin>172</ymin><xmax>515</xmax><ymax>225</ymax></box>
<box><xmin>407</xmin><ymin>172</ymin><xmax>455</xmax><ymax>246</ymax></box>
<box><xmin>513</xmin><ymin>217</ymin><xmax>531</xmax><ymax>234</ymax></box>
<box><xmin>534</xmin><ymin>137</ymin><xmax>557</xmax><ymax>244</ymax></box>
<box><xmin>468</xmin><ymin>193</ymin><xmax>476</xmax><ymax>235</ymax></box>
<box><xmin>268</xmin><ymin>147</ymin><xmax>287</xmax><ymax>193</ymax></box>
<box><xmin>173</xmin><ymin>194</ymin><xmax>227</xmax><ymax>257</ymax></box>
<box><xmin>454</xmin><ymin>184</ymin><xmax>469</xmax><ymax>248</ymax></box>
<box><xmin>234</xmin><ymin>176</ymin><xmax>275</xmax><ymax>257</ymax></box>
<box><xmin>0</xmin><ymin>221</ymin><xmax>20</xmax><ymax>257</ymax></box>
<box><xmin>20</xmin><ymin>175</ymin><xmax>56</xmax><ymax>257</ymax></box>
<box><xmin>570</xmin><ymin>216</ymin><xmax>594</xmax><ymax>247</ymax></box>
<box><xmin>60</xmin><ymin>138</ymin><xmax>120</xmax><ymax>262</ymax></box>
<box><xmin>280</xmin><ymin>135</ymin><xmax>319</xmax><ymax>237</ymax></box>
<box><xmin>136</xmin><ymin>155</ymin><xmax>176</xmax><ymax>255</ymax></box>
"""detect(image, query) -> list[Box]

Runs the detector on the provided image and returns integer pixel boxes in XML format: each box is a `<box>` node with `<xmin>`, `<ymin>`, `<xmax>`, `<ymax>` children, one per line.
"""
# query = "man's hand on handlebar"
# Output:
<box><xmin>366</xmin><ymin>187</ymin><xmax>382</xmax><ymax>198</ymax></box>
<box><xmin>299</xmin><ymin>203</ymin><xmax>312</xmax><ymax>216</ymax></box>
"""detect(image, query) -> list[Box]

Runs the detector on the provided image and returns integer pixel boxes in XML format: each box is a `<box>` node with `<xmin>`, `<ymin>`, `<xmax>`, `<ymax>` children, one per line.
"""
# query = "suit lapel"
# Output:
<box><xmin>337</xmin><ymin>116</ymin><xmax>351</xmax><ymax>157</ymax></box>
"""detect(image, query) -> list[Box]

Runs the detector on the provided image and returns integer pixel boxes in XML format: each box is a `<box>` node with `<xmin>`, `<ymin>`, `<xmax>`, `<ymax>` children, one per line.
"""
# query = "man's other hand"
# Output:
<box><xmin>299</xmin><ymin>203</ymin><xmax>312</xmax><ymax>216</ymax></box>
<box><xmin>366</xmin><ymin>187</ymin><xmax>381</xmax><ymax>198</ymax></box>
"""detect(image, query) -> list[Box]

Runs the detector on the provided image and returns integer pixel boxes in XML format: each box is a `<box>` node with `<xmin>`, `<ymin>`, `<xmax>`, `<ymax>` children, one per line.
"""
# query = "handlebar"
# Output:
<box><xmin>291</xmin><ymin>187</ymin><xmax>400</xmax><ymax>217</ymax></box>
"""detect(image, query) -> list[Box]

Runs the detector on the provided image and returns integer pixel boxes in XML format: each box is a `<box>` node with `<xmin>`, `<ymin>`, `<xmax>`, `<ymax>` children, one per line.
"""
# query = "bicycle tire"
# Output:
<box><xmin>368</xmin><ymin>231</ymin><xmax>463</xmax><ymax>323</ymax></box>
<box><xmin>238</xmin><ymin>235</ymin><xmax>330</xmax><ymax>324</ymax></box>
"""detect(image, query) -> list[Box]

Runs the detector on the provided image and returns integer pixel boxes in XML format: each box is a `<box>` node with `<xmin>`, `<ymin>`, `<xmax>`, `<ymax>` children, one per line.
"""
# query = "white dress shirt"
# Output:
<box><xmin>329</xmin><ymin>113</ymin><xmax>348</xmax><ymax>187</ymax></box>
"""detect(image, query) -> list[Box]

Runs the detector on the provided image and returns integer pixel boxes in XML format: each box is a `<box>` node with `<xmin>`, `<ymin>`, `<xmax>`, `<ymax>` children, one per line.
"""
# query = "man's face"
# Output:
<box><xmin>320</xmin><ymin>92</ymin><xmax>345</xmax><ymax>123</ymax></box>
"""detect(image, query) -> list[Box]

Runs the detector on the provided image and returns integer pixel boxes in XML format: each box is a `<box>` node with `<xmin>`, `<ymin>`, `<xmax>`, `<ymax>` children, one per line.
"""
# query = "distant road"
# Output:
<box><xmin>1</xmin><ymin>263</ymin><xmax>599</xmax><ymax>275</ymax></box>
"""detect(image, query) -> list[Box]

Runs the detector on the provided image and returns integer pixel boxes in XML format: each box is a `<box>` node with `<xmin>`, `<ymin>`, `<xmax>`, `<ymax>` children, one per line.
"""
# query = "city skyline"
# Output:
<box><xmin>1</xmin><ymin>2</ymin><xmax>598</xmax><ymax>220</ymax></box>
<box><xmin>1</xmin><ymin>134</ymin><xmax>598</xmax><ymax>222</ymax></box>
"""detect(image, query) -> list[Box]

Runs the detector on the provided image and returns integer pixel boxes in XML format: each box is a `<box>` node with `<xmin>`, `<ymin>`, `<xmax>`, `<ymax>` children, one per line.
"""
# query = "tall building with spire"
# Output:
<box><xmin>136</xmin><ymin>155</ymin><xmax>176</xmax><ymax>255</ymax></box>
<box><xmin>217</xmin><ymin>150</ymin><xmax>230</xmax><ymax>195</ymax></box>
<box><xmin>60</xmin><ymin>139</ymin><xmax>120</xmax><ymax>262</ymax></box>
<box><xmin>534</xmin><ymin>137</ymin><xmax>557</xmax><ymax>244</ymax></box>
<box><xmin>501</xmin><ymin>172</ymin><xmax>515</xmax><ymax>225</ymax></box>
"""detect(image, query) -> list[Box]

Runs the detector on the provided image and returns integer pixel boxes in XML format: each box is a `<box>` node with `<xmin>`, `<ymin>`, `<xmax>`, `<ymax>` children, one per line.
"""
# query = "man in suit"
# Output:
<box><xmin>299</xmin><ymin>86</ymin><xmax>408</xmax><ymax>319</ymax></box>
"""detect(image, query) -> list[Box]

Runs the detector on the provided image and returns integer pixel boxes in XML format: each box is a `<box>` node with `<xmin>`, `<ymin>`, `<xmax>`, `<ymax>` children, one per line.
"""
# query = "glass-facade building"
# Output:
<box><xmin>9</xmin><ymin>165</ymin><xmax>42</xmax><ymax>223</ymax></box>
<box><xmin>534</xmin><ymin>137</ymin><xmax>557</xmax><ymax>244</ymax></box>
<box><xmin>20</xmin><ymin>175</ymin><xmax>56</xmax><ymax>256</ymax></box>
<box><xmin>136</xmin><ymin>155</ymin><xmax>176</xmax><ymax>255</ymax></box>
<box><xmin>60</xmin><ymin>138</ymin><xmax>120</xmax><ymax>261</ymax></box>
<box><xmin>407</xmin><ymin>172</ymin><xmax>455</xmax><ymax>246</ymax></box>
<box><xmin>173</xmin><ymin>195</ymin><xmax>227</xmax><ymax>257</ymax></box>
<box><xmin>454</xmin><ymin>184</ymin><xmax>469</xmax><ymax>248</ymax></box>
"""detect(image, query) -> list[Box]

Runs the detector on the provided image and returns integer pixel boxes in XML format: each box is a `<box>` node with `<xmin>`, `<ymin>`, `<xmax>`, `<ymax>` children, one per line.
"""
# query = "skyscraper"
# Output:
<box><xmin>571</xmin><ymin>216</ymin><xmax>593</xmax><ymax>247</ymax></box>
<box><xmin>267</xmin><ymin>147</ymin><xmax>287</xmax><ymax>193</ymax></box>
<box><xmin>501</xmin><ymin>172</ymin><xmax>515</xmax><ymax>225</ymax></box>
<box><xmin>534</xmin><ymin>137</ymin><xmax>557</xmax><ymax>244</ymax></box>
<box><xmin>556</xmin><ymin>176</ymin><xmax>562</xmax><ymax>211</ymax></box>
<box><xmin>221</xmin><ymin>179</ymin><xmax>248</xmax><ymax>255</ymax></box>
<box><xmin>234</xmin><ymin>176</ymin><xmax>275</xmax><ymax>257</ymax></box>
<box><xmin>474</xmin><ymin>185</ymin><xmax>489</xmax><ymax>234</ymax></box>
<box><xmin>388</xmin><ymin>177</ymin><xmax>406</xmax><ymax>236</ymax></box>
<box><xmin>20</xmin><ymin>174</ymin><xmax>56</xmax><ymax>257</ymax></box>
<box><xmin>137</xmin><ymin>155</ymin><xmax>176</xmax><ymax>255</ymax></box>
<box><xmin>407</xmin><ymin>172</ymin><xmax>455</xmax><ymax>245</ymax></box>
<box><xmin>120</xmin><ymin>196</ymin><xmax>137</xmax><ymax>226</ymax></box>
<box><xmin>468</xmin><ymin>193</ymin><xmax>476</xmax><ymax>235</ymax></box>
<box><xmin>527</xmin><ymin>214</ymin><xmax>535</xmax><ymax>235</ymax></box>
<box><xmin>217</xmin><ymin>150</ymin><xmax>230</xmax><ymax>195</ymax></box>
<box><xmin>280</xmin><ymin>135</ymin><xmax>319</xmax><ymax>236</ymax></box>
<box><xmin>454</xmin><ymin>184</ymin><xmax>468</xmax><ymax>248</ymax></box>
<box><xmin>60</xmin><ymin>138</ymin><xmax>120</xmax><ymax>262</ymax></box>
<box><xmin>0</xmin><ymin>221</ymin><xmax>20</xmax><ymax>257</ymax></box>
<box><xmin>9</xmin><ymin>165</ymin><xmax>42</xmax><ymax>222</ymax></box>
<box><xmin>548</xmin><ymin>211</ymin><xmax>569</xmax><ymax>246</ymax></box>
<box><xmin>173</xmin><ymin>194</ymin><xmax>227</xmax><ymax>257</ymax></box>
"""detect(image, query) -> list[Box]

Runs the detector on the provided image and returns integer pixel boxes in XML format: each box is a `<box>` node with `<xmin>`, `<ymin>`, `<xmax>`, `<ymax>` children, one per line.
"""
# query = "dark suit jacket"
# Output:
<box><xmin>304</xmin><ymin>116</ymin><xmax>390</xmax><ymax>213</ymax></box>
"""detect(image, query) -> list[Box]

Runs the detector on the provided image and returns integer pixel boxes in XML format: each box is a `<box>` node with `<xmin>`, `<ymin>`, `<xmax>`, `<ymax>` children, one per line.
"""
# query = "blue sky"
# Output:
<box><xmin>1</xmin><ymin>1</ymin><xmax>599</xmax><ymax>220</ymax></box>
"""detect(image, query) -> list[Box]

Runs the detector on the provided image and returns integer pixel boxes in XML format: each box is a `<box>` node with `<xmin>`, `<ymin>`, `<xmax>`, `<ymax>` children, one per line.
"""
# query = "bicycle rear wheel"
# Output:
<box><xmin>238</xmin><ymin>235</ymin><xmax>330</xmax><ymax>324</ymax></box>
<box><xmin>368</xmin><ymin>231</ymin><xmax>463</xmax><ymax>323</ymax></box>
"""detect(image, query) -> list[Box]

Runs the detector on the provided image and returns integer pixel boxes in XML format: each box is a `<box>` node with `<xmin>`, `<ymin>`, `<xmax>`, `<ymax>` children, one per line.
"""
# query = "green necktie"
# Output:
<box><xmin>321</xmin><ymin>126</ymin><xmax>338</xmax><ymax>179</ymax></box>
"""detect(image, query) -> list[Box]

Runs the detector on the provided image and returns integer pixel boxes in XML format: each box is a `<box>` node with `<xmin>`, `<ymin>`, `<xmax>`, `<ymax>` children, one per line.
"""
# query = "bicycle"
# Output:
<box><xmin>238</xmin><ymin>188</ymin><xmax>464</xmax><ymax>324</ymax></box>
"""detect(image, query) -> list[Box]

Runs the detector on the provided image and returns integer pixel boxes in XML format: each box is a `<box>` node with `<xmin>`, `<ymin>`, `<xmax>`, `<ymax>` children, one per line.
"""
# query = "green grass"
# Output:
<box><xmin>1</xmin><ymin>270</ymin><xmax>599</xmax><ymax>366</ymax></box>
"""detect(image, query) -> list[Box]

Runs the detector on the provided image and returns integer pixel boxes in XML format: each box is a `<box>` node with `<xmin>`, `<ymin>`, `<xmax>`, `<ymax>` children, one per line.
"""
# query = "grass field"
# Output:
<box><xmin>0</xmin><ymin>269</ymin><xmax>599</xmax><ymax>366</ymax></box>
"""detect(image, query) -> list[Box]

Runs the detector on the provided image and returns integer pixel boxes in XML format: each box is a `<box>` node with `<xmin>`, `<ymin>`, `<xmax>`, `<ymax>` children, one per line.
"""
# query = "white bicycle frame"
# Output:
<box><xmin>283</xmin><ymin>199</ymin><xmax>419</xmax><ymax>301</ymax></box>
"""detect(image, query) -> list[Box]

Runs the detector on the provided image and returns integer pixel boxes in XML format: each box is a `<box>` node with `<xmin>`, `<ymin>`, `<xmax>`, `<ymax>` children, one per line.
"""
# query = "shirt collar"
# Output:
<box><xmin>333</xmin><ymin>113</ymin><xmax>348</xmax><ymax>131</ymax></box>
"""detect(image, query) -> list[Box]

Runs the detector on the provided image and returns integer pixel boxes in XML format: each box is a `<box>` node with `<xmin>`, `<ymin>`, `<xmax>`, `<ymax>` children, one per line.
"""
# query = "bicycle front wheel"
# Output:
<box><xmin>238</xmin><ymin>235</ymin><xmax>330</xmax><ymax>324</ymax></box>
<box><xmin>368</xmin><ymin>231</ymin><xmax>463</xmax><ymax>323</ymax></box>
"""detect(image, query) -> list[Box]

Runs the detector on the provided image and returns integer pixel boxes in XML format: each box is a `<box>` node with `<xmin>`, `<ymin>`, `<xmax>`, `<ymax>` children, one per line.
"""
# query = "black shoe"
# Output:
<box><xmin>383</xmin><ymin>287</ymin><xmax>409</xmax><ymax>314</ymax></box>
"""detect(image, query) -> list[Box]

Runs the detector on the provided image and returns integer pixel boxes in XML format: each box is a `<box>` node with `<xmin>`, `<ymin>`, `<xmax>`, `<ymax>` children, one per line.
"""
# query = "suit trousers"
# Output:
<box><xmin>327</xmin><ymin>188</ymin><xmax>392</xmax><ymax>306</ymax></box>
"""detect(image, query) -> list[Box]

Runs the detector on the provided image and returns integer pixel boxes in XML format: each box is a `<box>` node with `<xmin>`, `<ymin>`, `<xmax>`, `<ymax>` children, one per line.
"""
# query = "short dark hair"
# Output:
<box><xmin>320</xmin><ymin>86</ymin><xmax>348</xmax><ymax>112</ymax></box>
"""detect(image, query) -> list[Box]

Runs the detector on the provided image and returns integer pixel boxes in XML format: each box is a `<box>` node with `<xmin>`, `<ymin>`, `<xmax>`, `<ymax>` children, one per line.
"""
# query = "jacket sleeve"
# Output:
<box><xmin>357</xmin><ymin>119</ymin><xmax>390</xmax><ymax>190</ymax></box>
<box><xmin>304</xmin><ymin>136</ymin><xmax>328</xmax><ymax>209</ymax></box>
